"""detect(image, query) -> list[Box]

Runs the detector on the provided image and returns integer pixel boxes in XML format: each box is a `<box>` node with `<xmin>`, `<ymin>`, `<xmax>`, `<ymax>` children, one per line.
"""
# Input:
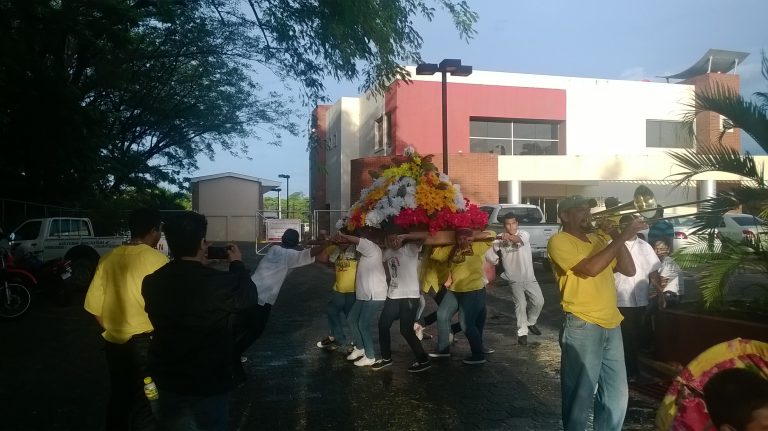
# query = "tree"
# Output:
<box><xmin>0</xmin><ymin>0</ymin><xmax>477</xmax><ymax>207</ymax></box>
<box><xmin>264</xmin><ymin>191</ymin><xmax>310</xmax><ymax>222</ymax></box>
<box><xmin>668</xmin><ymin>52</ymin><xmax>768</xmax><ymax>308</ymax></box>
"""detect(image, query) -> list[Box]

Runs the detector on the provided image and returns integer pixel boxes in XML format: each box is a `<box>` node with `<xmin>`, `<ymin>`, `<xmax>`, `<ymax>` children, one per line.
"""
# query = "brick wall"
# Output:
<box><xmin>682</xmin><ymin>73</ymin><xmax>741</xmax><ymax>152</ymax></box>
<box><xmin>350</xmin><ymin>153</ymin><xmax>498</xmax><ymax>205</ymax></box>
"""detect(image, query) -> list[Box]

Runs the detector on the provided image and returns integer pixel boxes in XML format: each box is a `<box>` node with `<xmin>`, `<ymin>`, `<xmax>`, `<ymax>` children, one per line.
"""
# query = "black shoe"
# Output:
<box><xmin>528</xmin><ymin>325</ymin><xmax>542</xmax><ymax>336</ymax></box>
<box><xmin>518</xmin><ymin>335</ymin><xmax>528</xmax><ymax>346</ymax></box>
<box><xmin>462</xmin><ymin>355</ymin><xmax>486</xmax><ymax>365</ymax></box>
<box><xmin>408</xmin><ymin>360</ymin><xmax>432</xmax><ymax>373</ymax></box>
<box><xmin>371</xmin><ymin>358</ymin><xmax>393</xmax><ymax>371</ymax></box>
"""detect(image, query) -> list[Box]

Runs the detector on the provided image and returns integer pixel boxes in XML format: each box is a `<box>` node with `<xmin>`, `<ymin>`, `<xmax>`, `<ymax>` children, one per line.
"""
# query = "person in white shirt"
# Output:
<box><xmin>371</xmin><ymin>229</ymin><xmax>431</xmax><ymax>373</ymax></box>
<box><xmin>614</xmin><ymin>215</ymin><xmax>662</xmax><ymax>382</ymax></box>
<box><xmin>234</xmin><ymin>229</ymin><xmax>325</xmax><ymax>363</ymax></box>
<box><xmin>333</xmin><ymin>229</ymin><xmax>387</xmax><ymax>367</ymax></box>
<box><xmin>653</xmin><ymin>238</ymin><xmax>682</xmax><ymax>305</ymax></box>
<box><xmin>490</xmin><ymin>213</ymin><xmax>544</xmax><ymax>346</ymax></box>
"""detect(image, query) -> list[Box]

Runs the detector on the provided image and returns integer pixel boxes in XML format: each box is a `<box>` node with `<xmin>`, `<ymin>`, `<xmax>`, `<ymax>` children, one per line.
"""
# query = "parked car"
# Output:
<box><xmin>663</xmin><ymin>216</ymin><xmax>721</xmax><ymax>252</ymax></box>
<box><xmin>717</xmin><ymin>213</ymin><xmax>767</xmax><ymax>246</ymax></box>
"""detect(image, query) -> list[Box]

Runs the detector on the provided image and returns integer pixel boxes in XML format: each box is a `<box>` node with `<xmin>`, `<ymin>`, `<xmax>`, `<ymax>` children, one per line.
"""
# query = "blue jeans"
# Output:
<box><xmin>157</xmin><ymin>390</ymin><xmax>229</xmax><ymax>431</ymax></box>
<box><xmin>435</xmin><ymin>289</ymin><xmax>459</xmax><ymax>352</ymax></box>
<box><xmin>348</xmin><ymin>299</ymin><xmax>383</xmax><ymax>359</ymax></box>
<box><xmin>559</xmin><ymin>313</ymin><xmax>628</xmax><ymax>431</ymax></box>
<box><xmin>326</xmin><ymin>292</ymin><xmax>356</xmax><ymax>344</ymax></box>
<box><xmin>455</xmin><ymin>288</ymin><xmax>486</xmax><ymax>359</ymax></box>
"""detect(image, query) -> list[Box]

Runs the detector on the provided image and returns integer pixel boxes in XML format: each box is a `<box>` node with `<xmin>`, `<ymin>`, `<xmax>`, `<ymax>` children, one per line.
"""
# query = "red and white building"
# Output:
<box><xmin>310</xmin><ymin>50</ymin><xmax>759</xmax><ymax>232</ymax></box>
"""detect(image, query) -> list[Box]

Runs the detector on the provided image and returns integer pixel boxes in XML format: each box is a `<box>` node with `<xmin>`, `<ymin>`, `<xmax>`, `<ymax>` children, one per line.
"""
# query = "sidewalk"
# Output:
<box><xmin>0</xmin><ymin>254</ymin><xmax>662</xmax><ymax>430</ymax></box>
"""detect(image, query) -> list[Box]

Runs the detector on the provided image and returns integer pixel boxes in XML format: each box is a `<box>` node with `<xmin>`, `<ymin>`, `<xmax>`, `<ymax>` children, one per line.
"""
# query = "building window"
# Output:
<box><xmin>385</xmin><ymin>112</ymin><xmax>393</xmax><ymax>149</ymax></box>
<box><xmin>470</xmin><ymin>119</ymin><xmax>559</xmax><ymax>155</ymax></box>
<box><xmin>375</xmin><ymin>116</ymin><xmax>384</xmax><ymax>152</ymax></box>
<box><xmin>646</xmin><ymin>120</ymin><xmax>693</xmax><ymax>148</ymax></box>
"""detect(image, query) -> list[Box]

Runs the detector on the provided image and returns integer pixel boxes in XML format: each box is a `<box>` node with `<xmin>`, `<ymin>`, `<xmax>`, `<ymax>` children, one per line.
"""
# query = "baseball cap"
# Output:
<box><xmin>557</xmin><ymin>195</ymin><xmax>597</xmax><ymax>214</ymax></box>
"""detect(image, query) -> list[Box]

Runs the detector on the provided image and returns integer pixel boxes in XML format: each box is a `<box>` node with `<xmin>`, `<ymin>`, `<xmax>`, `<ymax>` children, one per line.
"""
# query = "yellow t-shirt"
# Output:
<box><xmin>419</xmin><ymin>246</ymin><xmax>449</xmax><ymax>293</ymax></box>
<box><xmin>84</xmin><ymin>244</ymin><xmax>169</xmax><ymax>343</ymax></box>
<box><xmin>431</xmin><ymin>241</ymin><xmax>492</xmax><ymax>293</ymax></box>
<box><xmin>325</xmin><ymin>245</ymin><xmax>357</xmax><ymax>294</ymax></box>
<box><xmin>547</xmin><ymin>231</ymin><xmax>623</xmax><ymax>328</ymax></box>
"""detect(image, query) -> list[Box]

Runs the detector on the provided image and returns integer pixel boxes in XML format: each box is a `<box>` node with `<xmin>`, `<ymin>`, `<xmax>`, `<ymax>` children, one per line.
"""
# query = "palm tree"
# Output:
<box><xmin>667</xmin><ymin>51</ymin><xmax>768</xmax><ymax>308</ymax></box>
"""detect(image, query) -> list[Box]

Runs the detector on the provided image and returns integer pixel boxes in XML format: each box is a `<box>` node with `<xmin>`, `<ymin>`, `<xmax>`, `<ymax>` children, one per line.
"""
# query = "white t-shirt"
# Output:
<box><xmin>383</xmin><ymin>243</ymin><xmax>421</xmax><ymax>299</ymax></box>
<box><xmin>614</xmin><ymin>238</ymin><xmax>661</xmax><ymax>307</ymax></box>
<box><xmin>658</xmin><ymin>255</ymin><xmax>682</xmax><ymax>295</ymax></box>
<box><xmin>492</xmin><ymin>230</ymin><xmax>537</xmax><ymax>282</ymax></box>
<box><xmin>252</xmin><ymin>245</ymin><xmax>314</xmax><ymax>305</ymax></box>
<box><xmin>355</xmin><ymin>238</ymin><xmax>387</xmax><ymax>301</ymax></box>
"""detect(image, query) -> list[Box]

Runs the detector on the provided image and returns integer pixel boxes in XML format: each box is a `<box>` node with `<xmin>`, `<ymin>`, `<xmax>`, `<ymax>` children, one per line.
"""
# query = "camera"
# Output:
<box><xmin>207</xmin><ymin>245</ymin><xmax>231</xmax><ymax>260</ymax></box>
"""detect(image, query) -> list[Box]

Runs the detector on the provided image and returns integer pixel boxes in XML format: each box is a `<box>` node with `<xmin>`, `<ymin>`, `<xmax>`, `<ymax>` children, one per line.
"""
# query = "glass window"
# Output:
<box><xmin>13</xmin><ymin>220</ymin><xmax>42</xmax><ymax>241</ymax></box>
<box><xmin>471</xmin><ymin>119</ymin><xmax>559</xmax><ymax>155</ymax></box>
<box><xmin>646</xmin><ymin>120</ymin><xmax>693</xmax><ymax>148</ymax></box>
<box><xmin>374</xmin><ymin>116</ymin><xmax>384</xmax><ymax>151</ymax></box>
<box><xmin>496</xmin><ymin>207</ymin><xmax>543</xmax><ymax>224</ymax></box>
<box><xmin>732</xmin><ymin>215</ymin><xmax>763</xmax><ymax>226</ymax></box>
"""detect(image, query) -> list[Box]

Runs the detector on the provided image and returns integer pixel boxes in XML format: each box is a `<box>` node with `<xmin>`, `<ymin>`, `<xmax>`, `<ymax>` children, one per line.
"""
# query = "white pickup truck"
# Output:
<box><xmin>480</xmin><ymin>204</ymin><xmax>560</xmax><ymax>266</ymax></box>
<box><xmin>11</xmin><ymin>217</ymin><xmax>126</xmax><ymax>287</ymax></box>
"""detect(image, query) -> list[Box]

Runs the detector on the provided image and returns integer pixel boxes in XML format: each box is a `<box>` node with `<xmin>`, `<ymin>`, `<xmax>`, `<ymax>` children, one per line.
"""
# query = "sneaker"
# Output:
<box><xmin>371</xmin><ymin>358</ymin><xmax>393</xmax><ymax>370</ymax></box>
<box><xmin>518</xmin><ymin>335</ymin><xmax>528</xmax><ymax>346</ymax></box>
<box><xmin>346</xmin><ymin>348</ymin><xmax>365</xmax><ymax>361</ymax></box>
<box><xmin>316</xmin><ymin>336</ymin><xmax>336</xmax><ymax>348</ymax></box>
<box><xmin>462</xmin><ymin>356</ymin><xmax>486</xmax><ymax>365</ymax></box>
<box><xmin>240</xmin><ymin>356</ymin><xmax>248</xmax><ymax>364</ymax></box>
<box><xmin>528</xmin><ymin>325</ymin><xmax>542</xmax><ymax>336</ymax></box>
<box><xmin>482</xmin><ymin>346</ymin><xmax>495</xmax><ymax>354</ymax></box>
<box><xmin>407</xmin><ymin>360</ymin><xmax>432</xmax><ymax>373</ymax></box>
<box><xmin>449</xmin><ymin>332</ymin><xmax>455</xmax><ymax>344</ymax></box>
<box><xmin>413</xmin><ymin>323</ymin><xmax>424</xmax><ymax>341</ymax></box>
<box><xmin>428</xmin><ymin>349</ymin><xmax>450</xmax><ymax>359</ymax></box>
<box><xmin>354</xmin><ymin>356</ymin><xmax>376</xmax><ymax>367</ymax></box>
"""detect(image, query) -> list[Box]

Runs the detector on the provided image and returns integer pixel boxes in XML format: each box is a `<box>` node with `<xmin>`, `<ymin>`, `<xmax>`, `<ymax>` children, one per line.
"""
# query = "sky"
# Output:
<box><xmin>194</xmin><ymin>0</ymin><xmax>768</xmax><ymax>196</ymax></box>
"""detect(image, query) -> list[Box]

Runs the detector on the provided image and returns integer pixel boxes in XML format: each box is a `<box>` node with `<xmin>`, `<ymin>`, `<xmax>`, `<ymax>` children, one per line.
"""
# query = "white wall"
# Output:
<box><xmin>325</xmin><ymin>97</ymin><xmax>360</xmax><ymax>211</ymax></box>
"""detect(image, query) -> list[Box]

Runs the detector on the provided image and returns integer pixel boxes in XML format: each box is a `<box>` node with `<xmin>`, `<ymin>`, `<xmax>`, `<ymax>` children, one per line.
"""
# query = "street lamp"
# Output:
<box><xmin>416</xmin><ymin>59</ymin><xmax>472</xmax><ymax>175</ymax></box>
<box><xmin>278</xmin><ymin>174</ymin><xmax>290</xmax><ymax>218</ymax></box>
<box><xmin>274</xmin><ymin>187</ymin><xmax>282</xmax><ymax>219</ymax></box>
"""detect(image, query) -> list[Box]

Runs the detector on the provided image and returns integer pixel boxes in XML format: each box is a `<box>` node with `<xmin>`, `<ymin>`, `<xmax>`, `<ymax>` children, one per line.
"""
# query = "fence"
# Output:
<box><xmin>310</xmin><ymin>209</ymin><xmax>349</xmax><ymax>239</ymax></box>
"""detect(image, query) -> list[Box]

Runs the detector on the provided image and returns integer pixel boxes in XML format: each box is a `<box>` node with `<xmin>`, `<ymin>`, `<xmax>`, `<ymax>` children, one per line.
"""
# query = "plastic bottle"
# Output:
<box><xmin>143</xmin><ymin>376</ymin><xmax>159</xmax><ymax>415</ymax></box>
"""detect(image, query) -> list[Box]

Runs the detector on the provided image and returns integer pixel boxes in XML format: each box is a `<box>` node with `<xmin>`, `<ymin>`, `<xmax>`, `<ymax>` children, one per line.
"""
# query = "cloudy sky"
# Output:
<box><xmin>195</xmin><ymin>0</ymin><xmax>768</xmax><ymax>195</ymax></box>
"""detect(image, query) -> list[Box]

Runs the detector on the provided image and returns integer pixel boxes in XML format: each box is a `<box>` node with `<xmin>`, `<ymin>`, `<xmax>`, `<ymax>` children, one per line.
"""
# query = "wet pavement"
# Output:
<box><xmin>0</xmin><ymin>247</ymin><xmax>662</xmax><ymax>430</ymax></box>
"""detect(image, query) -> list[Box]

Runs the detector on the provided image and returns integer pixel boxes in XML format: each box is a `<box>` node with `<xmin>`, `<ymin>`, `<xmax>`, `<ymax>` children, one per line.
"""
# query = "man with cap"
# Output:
<box><xmin>233</xmin><ymin>229</ymin><xmax>326</xmax><ymax>366</ymax></box>
<box><xmin>547</xmin><ymin>195</ymin><xmax>647</xmax><ymax>431</ymax></box>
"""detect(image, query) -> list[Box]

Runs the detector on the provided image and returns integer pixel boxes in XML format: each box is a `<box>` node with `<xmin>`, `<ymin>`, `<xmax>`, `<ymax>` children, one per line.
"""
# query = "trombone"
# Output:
<box><xmin>589</xmin><ymin>185</ymin><xmax>738</xmax><ymax>229</ymax></box>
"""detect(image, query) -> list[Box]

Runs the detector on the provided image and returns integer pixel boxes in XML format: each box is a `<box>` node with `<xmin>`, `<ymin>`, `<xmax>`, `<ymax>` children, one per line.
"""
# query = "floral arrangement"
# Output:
<box><xmin>336</xmin><ymin>148</ymin><xmax>488</xmax><ymax>234</ymax></box>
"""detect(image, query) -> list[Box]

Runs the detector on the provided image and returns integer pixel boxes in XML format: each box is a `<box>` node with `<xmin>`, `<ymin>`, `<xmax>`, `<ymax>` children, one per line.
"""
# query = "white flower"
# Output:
<box><xmin>404</xmin><ymin>146</ymin><xmax>415</xmax><ymax>157</ymax></box>
<box><xmin>403</xmin><ymin>194</ymin><xmax>417</xmax><ymax>209</ymax></box>
<box><xmin>453</xmin><ymin>184</ymin><xmax>466</xmax><ymax>209</ymax></box>
<box><xmin>335</xmin><ymin>218</ymin><xmax>346</xmax><ymax>230</ymax></box>
<box><xmin>438</xmin><ymin>173</ymin><xmax>450</xmax><ymax>183</ymax></box>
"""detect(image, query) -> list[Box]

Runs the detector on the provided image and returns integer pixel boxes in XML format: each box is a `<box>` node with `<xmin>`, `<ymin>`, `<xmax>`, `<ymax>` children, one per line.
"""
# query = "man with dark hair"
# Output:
<box><xmin>234</xmin><ymin>228</ymin><xmax>325</xmax><ymax>361</ymax></box>
<box><xmin>142</xmin><ymin>211</ymin><xmax>258</xmax><ymax>430</ymax></box>
<box><xmin>491</xmin><ymin>212</ymin><xmax>544</xmax><ymax>346</ymax></box>
<box><xmin>547</xmin><ymin>195</ymin><xmax>646</xmax><ymax>430</ymax></box>
<box><xmin>704</xmin><ymin>368</ymin><xmax>768</xmax><ymax>431</ymax></box>
<box><xmin>84</xmin><ymin>207</ymin><xmax>168</xmax><ymax>431</ymax></box>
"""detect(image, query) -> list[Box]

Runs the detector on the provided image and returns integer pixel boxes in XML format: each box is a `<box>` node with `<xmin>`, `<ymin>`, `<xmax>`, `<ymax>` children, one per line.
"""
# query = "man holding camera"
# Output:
<box><xmin>142</xmin><ymin>211</ymin><xmax>258</xmax><ymax>430</ymax></box>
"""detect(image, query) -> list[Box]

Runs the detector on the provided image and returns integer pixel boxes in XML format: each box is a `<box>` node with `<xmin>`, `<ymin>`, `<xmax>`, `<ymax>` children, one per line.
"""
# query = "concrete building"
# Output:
<box><xmin>190</xmin><ymin>172</ymin><xmax>280</xmax><ymax>242</ymax></box>
<box><xmin>310</xmin><ymin>50</ymin><xmax>760</xmax><ymax>231</ymax></box>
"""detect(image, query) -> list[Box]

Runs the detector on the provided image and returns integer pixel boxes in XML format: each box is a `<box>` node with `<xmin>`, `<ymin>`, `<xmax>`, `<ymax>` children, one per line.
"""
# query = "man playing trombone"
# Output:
<box><xmin>547</xmin><ymin>195</ymin><xmax>647</xmax><ymax>431</ymax></box>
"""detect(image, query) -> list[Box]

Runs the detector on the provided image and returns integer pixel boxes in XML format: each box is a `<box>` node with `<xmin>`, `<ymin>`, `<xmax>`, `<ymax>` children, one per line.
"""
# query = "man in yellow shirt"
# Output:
<box><xmin>431</xmin><ymin>228</ymin><xmax>496</xmax><ymax>365</ymax></box>
<box><xmin>84</xmin><ymin>208</ymin><xmax>168</xmax><ymax>430</ymax></box>
<box><xmin>547</xmin><ymin>196</ymin><xmax>645</xmax><ymax>431</ymax></box>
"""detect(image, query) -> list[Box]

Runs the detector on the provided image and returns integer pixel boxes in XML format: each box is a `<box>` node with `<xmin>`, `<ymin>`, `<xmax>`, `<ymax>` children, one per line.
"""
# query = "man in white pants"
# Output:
<box><xmin>491</xmin><ymin>212</ymin><xmax>544</xmax><ymax>345</ymax></box>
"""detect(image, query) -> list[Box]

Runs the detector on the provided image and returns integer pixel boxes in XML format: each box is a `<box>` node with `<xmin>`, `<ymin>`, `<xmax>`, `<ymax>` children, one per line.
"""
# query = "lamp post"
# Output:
<box><xmin>278</xmin><ymin>174</ymin><xmax>290</xmax><ymax>218</ymax></box>
<box><xmin>274</xmin><ymin>187</ymin><xmax>282</xmax><ymax>219</ymax></box>
<box><xmin>416</xmin><ymin>59</ymin><xmax>472</xmax><ymax>175</ymax></box>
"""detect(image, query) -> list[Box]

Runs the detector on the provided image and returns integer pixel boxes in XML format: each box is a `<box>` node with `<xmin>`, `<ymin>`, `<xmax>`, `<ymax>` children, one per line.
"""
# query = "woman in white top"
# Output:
<box><xmin>333</xmin><ymin>229</ymin><xmax>387</xmax><ymax>367</ymax></box>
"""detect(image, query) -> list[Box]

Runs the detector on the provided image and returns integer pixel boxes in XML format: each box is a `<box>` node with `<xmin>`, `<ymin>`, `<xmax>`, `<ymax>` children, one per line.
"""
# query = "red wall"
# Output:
<box><xmin>385</xmin><ymin>80</ymin><xmax>566</xmax><ymax>155</ymax></box>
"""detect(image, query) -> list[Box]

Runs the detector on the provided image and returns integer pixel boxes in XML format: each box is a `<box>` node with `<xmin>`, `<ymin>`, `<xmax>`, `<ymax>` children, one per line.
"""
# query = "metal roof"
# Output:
<box><xmin>659</xmin><ymin>49</ymin><xmax>749</xmax><ymax>81</ymax></box>
<box><xmin>190</xmin><ymin>172</ymin><xmax>282</xmax><ymax>190</ymax></box>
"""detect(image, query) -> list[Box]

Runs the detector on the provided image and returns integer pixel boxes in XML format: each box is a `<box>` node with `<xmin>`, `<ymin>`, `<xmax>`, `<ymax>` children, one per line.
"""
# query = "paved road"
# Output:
<box><xmin>0</xmin><ymin>248</ymin><xmax>661</xmax><ymax>430</ymax></box>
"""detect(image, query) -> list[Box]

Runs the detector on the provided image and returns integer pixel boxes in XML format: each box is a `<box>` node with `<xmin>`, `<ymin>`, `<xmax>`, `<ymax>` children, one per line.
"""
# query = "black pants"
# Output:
<box><xmin>618</xmin><ymin>306</ymin><xmax>644</xmax><ymax>379</ymax></box>
<box><xmin>378</xmin><ymin>297</ymin><xmax>428</xmax><ymax>362</ymax></box>
<box><xmin>104</xmin><ymin>333</ymin><xmax>156</xmax><ymax>431</ymax></box>
<box><xmin>230</xmin><ymin>304</ymin><xmax>272</xmax><ymax>382</ymax></box>
<box><xmin>422</xmin><ymin>288</ymin><xmax>462</xmax><ymax>334</ymax></box>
